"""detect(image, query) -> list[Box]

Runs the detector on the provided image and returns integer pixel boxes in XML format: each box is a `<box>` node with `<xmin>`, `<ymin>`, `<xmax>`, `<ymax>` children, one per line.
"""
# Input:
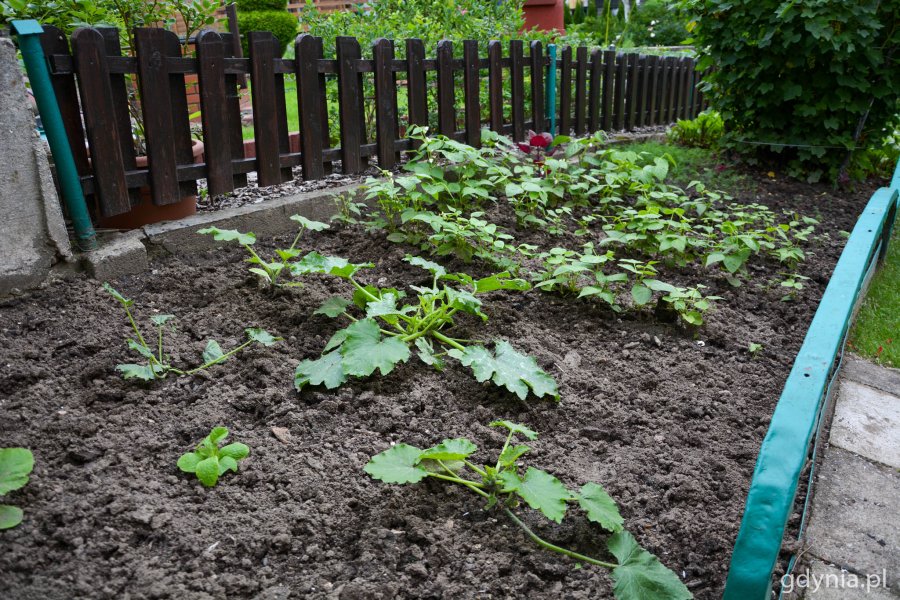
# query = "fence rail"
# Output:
<box><xmin>40</xmin><ymin>25</ymin><xmax>708</xmax><ymax>219</ymax></box>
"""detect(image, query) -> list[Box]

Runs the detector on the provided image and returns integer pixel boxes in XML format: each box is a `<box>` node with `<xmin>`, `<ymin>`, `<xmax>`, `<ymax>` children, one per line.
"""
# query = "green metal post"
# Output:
<box><xmin>11</xmin><ymin>20</ymin><xmax>97</xmax><ymax>250</ymax></box>
<box><xmin>546</xmin><ymin>43</ymin><xmax>557</xmax><ymax>135</ymax></box>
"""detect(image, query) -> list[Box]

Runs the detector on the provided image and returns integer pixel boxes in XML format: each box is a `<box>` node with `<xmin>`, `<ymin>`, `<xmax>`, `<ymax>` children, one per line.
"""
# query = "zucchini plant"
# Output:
<box><xmin>365</xmin><ymin>421</ymin><xmax>691</xmax><ymax>600</ymax></box>
<box><xmin>103</xmin><ymin>283</ymin><xmax>281</xmax><ymax>381</ymax></box>
<box><xmin>198</xmin><ymin>215</ymin><xmax>329</xmax><ymax>288</ymax></box>
<box><xmin>293</xmin><ymin>254</ymin><xmax>558</xmax><ymax>401</ymax></box>
<box><xmin>177</xmin><ymin>427</ymin><xmax>249</xmax><ymax>487</ymax></box>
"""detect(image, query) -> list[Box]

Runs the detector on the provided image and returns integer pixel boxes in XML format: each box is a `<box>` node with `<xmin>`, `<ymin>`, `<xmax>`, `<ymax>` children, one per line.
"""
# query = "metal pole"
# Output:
<box><xmin>11</xmin><ymin>20</ymin><xmax>97</xmax><ymax>251</ymax></box>
<box><xmin>546</xmin><ymin>43</ymin><xmax>557</xmax><ymax>135</ymax></box>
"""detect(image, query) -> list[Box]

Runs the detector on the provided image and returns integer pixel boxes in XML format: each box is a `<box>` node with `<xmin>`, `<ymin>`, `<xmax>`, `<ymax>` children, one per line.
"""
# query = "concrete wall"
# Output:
<box><xmin>0</xmin><ymin>36</ymin><xmax>72</xmax><ymax>295</ymax></box>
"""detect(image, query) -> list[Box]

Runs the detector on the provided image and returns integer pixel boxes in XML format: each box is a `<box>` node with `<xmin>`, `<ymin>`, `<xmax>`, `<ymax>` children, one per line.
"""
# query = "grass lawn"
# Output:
<box><xmin>615</xmin><ymin>140</ymin><xmax>750</xmax><ymax>193</ymax></box>
<box><xmin>850</xmin><ymin>228</ymin><xmax>900</xmax><ymax>368</ymax></box>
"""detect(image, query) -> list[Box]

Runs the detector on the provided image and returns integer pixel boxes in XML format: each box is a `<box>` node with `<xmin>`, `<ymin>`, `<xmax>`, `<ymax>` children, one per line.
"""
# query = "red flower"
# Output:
<box><xmin>529</xmin><ymin>132</ymin><xmax>553</xmax><ymax>148</ymax></box>
<box><xmin>517</xmin><ymin>142</ymin><xmax>533</xmax><ymax>153</ymax></box>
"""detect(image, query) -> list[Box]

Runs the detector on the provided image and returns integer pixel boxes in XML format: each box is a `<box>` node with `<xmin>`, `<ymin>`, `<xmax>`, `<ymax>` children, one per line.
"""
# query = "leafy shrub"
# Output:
<box><xmin>235</xmin><ymin>0</ymin><xmax>286</xmax><ymax>11</ymax></box>
<box><xmin>628</xmin><ymin>0</ymin><xmax>690</xmax><ymax>47</ymax></box>
<box><xmin>234</xmin><ymin>10</ymin><xmax>297</xmax><ymax>57</ymax></box>
<box><xmin>683</xmin><ymin>0</ymin><xmax>900</xmax><ymax>182</ymax></box>
<box><xmin>667</xmin><ymin>110</ymin><xmax>724</xmax><ymax>149</ymax></box>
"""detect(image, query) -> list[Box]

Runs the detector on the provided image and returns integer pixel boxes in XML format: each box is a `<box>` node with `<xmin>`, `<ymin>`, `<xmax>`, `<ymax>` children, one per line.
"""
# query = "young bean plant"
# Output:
<box><xmin>293</xmin><ymin>254</ymin><xmax>558</xmax><ymax>401</ymax></box>
<box><xmin>198</xmin><ymin>215</ymin><xmax>329</xmax><ymax>288</ymax></box>
<box><xmin>0</xmin><ymin>448</ymin><xmax>34</xmax><ymax>529</ymax></box>
<box><xmin>103</xmin><ymin>284</ymin><xmax>280</xmax><ymax>381</ymax></box>
<box><xmin>177</xmin><ymin>427</ymin><xmax>249</xmax><ymax>487</ymax></box>
<box><xmin>365</xmin><ymin>421</ymin><xmax>691</xmax><ymax>600</ymax></box>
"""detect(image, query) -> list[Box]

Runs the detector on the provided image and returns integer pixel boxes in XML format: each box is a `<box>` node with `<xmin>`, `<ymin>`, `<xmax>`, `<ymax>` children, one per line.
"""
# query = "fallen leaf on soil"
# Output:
<box><xmin>271</xmin><ymin>427</ymin><xmax>293</xmax><ymax>444</ymax></box>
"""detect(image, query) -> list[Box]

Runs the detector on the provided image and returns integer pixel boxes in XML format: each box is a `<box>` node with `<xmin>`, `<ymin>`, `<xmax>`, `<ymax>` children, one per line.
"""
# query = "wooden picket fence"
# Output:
<box><xmin>39</xmin><ymin>25</ymin><xmax>707</xmax><ymax>220</ymax></box>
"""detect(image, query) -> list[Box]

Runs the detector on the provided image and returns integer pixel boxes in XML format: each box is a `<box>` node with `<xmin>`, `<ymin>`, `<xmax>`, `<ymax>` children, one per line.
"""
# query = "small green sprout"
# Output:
<box><xmin>177</xmin><ymin>427</ymin><xmax>249</xmax><ymax>487</ymax></box>
<box><xmin>748</xmin><ymin>342</ymin><xmax>763</xmax><ymax>357</ymax></box>
<box><xmin>0</xmin><ymin>448</ymin><xmax>34</xmax><ymax>529</ymax></box>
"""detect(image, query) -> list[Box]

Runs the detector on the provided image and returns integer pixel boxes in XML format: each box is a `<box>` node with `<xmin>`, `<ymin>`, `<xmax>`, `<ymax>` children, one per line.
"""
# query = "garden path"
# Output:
<box><xmin>801</xmin><ymin>355</ymin><xmax>900</xmax><ymax>598</ymax></box>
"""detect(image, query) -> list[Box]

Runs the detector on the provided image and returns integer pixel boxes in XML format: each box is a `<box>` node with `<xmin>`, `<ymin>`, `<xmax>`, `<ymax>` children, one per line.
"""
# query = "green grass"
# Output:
<box><xmin>242</xmin><ymin>85</ymin><xmax>300</xmax><ymax>141</ymax></box>
<box><xmin>616</xmin><ymin>141</ymin><xmax>751</xmax><ymax>194</ymax></box>
<box><xmin>849</xmin><ymin>229</ymin><xmax>900</xmax><ymax>368</ymax></box>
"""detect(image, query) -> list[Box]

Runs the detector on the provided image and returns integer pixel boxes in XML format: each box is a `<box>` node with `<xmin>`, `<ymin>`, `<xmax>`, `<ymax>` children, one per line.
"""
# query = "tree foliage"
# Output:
<box><xmin>682</xmin><ymin>0</ymin><xmax>900</xmax><ymax>182</ymax></box>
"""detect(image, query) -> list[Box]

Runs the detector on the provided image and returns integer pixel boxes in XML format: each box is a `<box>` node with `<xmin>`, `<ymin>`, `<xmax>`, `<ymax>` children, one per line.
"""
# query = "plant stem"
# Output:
<box><xmin>157</xmin><ymin>325</ymin><xmax>164</xmax><ymax>364</ymax></box>
<box><xmin>495</xmin><ymin>431</ymin><xmax>513</xmax><ymax>471</ymax></box>
<box><xmin>185</xmin><ymin>339</ymin><xmax>254</xmax><ymax>375</ymax></box>
<box><xmin>432</xmin><ymin>331</ymin><xmax>467</xmax><ymax>352</ymax></box>
<box><xmin>124</xmin><ymin>305</ymin><xmax>149</xmax><ymax>349</ymax></box>
<box><xmin>502</xmin><ymin>507</ymin><xmax>618</xmax><ymax>569</ymax></box>
<box><xmin>463</xmin><ymin>460</ymin><xmax>488</xmax><ymax>478</ymax></box>
<box><xmin>428</xmin><ymin>472</ymin><xmax>489</xmax><ymax>498</ymax></box>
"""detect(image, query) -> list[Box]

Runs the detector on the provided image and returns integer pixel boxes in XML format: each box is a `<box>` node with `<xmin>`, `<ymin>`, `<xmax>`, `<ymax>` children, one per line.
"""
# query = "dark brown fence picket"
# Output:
<box><xmin>49</xmin><ymin>26</ymin><xmax>707</xmax><ymax>220</ymax></box>
<box><xmin>70</xmin><ymin>28</ymin><xmax>130</xmax><ymax>216</ymax></box>
<box><xmin>587</xmin><ymin>49</ymin><xmax>601</xmax><ymax>132</ymax></box>
<box><xmin>462</xmin><ymin>40</ymin><xmax>481</xmax><ymax>147</ymax></box>
<box><xmin>558</xmin><ymin>46</ymin><xmax>572</xmax><ymax>135</ymax></box>
<box><xmin>574</xmin><ymin>46</ymin><xmax>587</xmax><ymax>136</ymax></box>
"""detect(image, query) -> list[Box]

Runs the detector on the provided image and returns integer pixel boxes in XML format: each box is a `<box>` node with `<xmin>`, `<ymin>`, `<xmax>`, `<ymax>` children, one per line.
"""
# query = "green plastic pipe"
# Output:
<box><xmin>11</xmin><ymin>20</ymin><xmax>97</xmax><ymax>250</ymax></box>
<box><xmin>723</xmin><ymin>162</ymin><xmax>900</xmax><ymax>599</ymax></box>
<box><xmin>546</xmin><ymin>43</ymin><xmax>557</xmax><ymax>135</ymax></box>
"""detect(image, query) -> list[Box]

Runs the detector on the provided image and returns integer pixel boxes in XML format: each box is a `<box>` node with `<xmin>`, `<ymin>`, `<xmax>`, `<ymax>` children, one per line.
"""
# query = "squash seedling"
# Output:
<box><xmin>103</xmin><ymin>283</ymin><xmax>281</xmax><ymax>381</ymax></box>
<box><xmin>177</xmin><ymin>427</ymin><xmax>249</xmax><ymax>487</ymax></box>
<box><xmin>0</xmin><ymin>448</ymin><xmax>34</xmax><ymax>529</ymax></box>
<box><xmin>365</xmin><ymin>421</ymin><xmax>691</xmax><ymax>600</ymax></box>
<box><xmin>293</xmin><ymin>254</ymin><xmax>559</xmax><ymax>401</ymax></box>
<box><xmin>198</xmin><ymin>215</ymin><xmax>329</xmax><ymax>288</ymax></box>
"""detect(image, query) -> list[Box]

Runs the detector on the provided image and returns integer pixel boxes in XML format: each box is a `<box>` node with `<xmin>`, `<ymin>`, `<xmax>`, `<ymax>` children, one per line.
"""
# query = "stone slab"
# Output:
<box><xmin>141</xmin><ymin>184</ymin><xmax>361</xmax><ymax>256</ymax></box>
<box><xmin>84</xmin><ymin>232</ymin><xmax>148</xmax><ymax>281</ymax></box>
<box><xmin>830</xmin><ymin>380</ymin><xmax>900</xmax><ymax>469</ymax></box>
<box><xmin>843</xmin><ymin>354</ymin><xmax>900</xmax><ymax>398</ymax></box>
<box><xmin>804</xmin><ymin>446</ymin><xmax>900</xmax><ymax>586</ymax></box>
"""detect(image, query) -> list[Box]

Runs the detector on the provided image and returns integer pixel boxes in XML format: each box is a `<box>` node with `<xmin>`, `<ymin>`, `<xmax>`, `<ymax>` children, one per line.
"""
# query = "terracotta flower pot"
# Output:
<box><xmin>98</xmin><ymin>140</ymin><xmax>205</xmax><ymax>230</ymax></box>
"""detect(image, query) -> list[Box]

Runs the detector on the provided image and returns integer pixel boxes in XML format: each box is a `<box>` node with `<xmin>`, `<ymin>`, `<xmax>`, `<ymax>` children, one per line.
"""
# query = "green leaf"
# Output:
<box><xmin>116</xmin><ymin>363</ymin><xmax>164</xmax><ymax>381</ymax></box>
<box><xmin>579</xmin><ymin>482</ymin><xmax>624</xmax><ymax>533</ymax></box>
<box><xmin>202</xmin><ymin>340</ymin><xmax>224</xmax><ymax>364</ymax></box>
<box><xmin>197</xmin><ymin>227</ymin><xmax>256</xmax><ymax>246</ymax></box>
<box><xmin>207</xmin><ymin>427</ymin><xmax>229</xmax><ymax>446</ymax></box>
<box><xmin>127</xmin><ymin>339</ymin><xmax>155</xmax><ymax>360</ymax></box>
<box><xmin>415</xmin><ymin>338</ymin><xmax>445</xmax><ymax>370</ymax></box>
<box><xmin>386</xmin><ymin>232</ymin><xmax>408</xmax><ymax>243</ymax></box>
<box><xmin>0</xmin><ymin>504</ymin><xmax>24</xmax><ymax>529</ymax></box>
<box><xmin>315</xmin><ymin>297</ymin><xmax>352</xmax><ymax>318</ymax></box>
<box><xmin>149</xmin><ymin>314</ymin><xmax>175</xmax><ymax>326</ymax></box>
<box><xmin>0</xmin><ymin>448</ymin><xmax>34</xmax><ymax>494</ymax></box>
<box><xmin>489</xmin><ymin>420</ymin><xmax>538</xmax><ymax>440</ymax></box>
<box><xmin>498</xmin><ymin>444</ymin><xmax>530</xmax><ymax>467</ymax></box>
<box><xmin>294</xmin><ymin>350</ymin><xmax>347</xmax><ymax>390</ymax></box>
<box><xmin>608</xmin><ymin>531</ymin><xmax>692</xmax><ymax>600</ymax></box>
<box><xmin>218</xmin><ymin>456</ymin><xmax>239</xmax><ymax>475</ymax></box>
<box><xmin>504</xmin><ymin>467</ymin><xmax>570</xmax><ymax>523</ymax></box>
<box><xmin>404</xmin><ymin>254</ymin><xmax>446</xmax><ymax>278</ymax></box>
<box><xmin>473</xmin><ymin>273</ymin><xmax>531</xmax><ymax>293</ymax></box>
<box><xmin>177</xmin><ymin>452</ymin><xmax>201</xmax><ymax>473</ymax></box>
<box><xmin>644</xmin><ymin>279</ymin><xmax>679</xmax><ymax>293</ymax></box>
<box><xmin>219</xmin><ymin>443</ymin><xmax>250</xmax><ymax>460</ymax></box>
<box><xmin>722</xmin><ymin>250</ymin><xmax>751</xmax><ymax>273</ymax></box>
<box><xmin>449</xmin><ymin>342</ymin><xmax>559</xmax><ymax>401</ymax></box>
<box><xmin>364</xmin><ymin>443</ymin><xmax>429</xmax><ymax>484</ymax></box>
<box><xmin>364</xmin><ymin>293</ymin><xmax>413</xmax><ymax>319</ymax></box>
<box><xmin>249</xmin><ymin>267</ymin><xmax>274</xmax><ymax>282</ymax></box>
<box><xmin>631</xmin><ymin>284</ymin><xmax>652</xmax><ymax>306</ymax></box>
<box><xmin>340</xmin><ymin>319</ymin><xmax>411</xmax><ymax>377</ymax></box>
<box><xmin>195</xmin><ymin>456</ymin><xmax>220</xmax><ymax>487</ymax></box>
<box><xmin>102</xmin><ymin>282</ymin><xmax>132</xmax><ymax>307</ymax></box>
<box><xmin>289</xmin><ymin>214</ymin><xmax>330</xmax><ymax>231</ymax></box>
<box><xmin>419</xmin><ymin>438</ymin><xmax>477</xmax><ymax>462</ymax></box>
<box><xmin>246</xmin><ymin>328</ymin><xmax>280</xmax><ymax>346</ymax></box>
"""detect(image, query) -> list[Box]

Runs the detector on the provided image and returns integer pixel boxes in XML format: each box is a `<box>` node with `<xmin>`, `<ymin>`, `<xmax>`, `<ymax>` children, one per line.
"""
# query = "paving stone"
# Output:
<box><xmin>804</xmin><ymin>446</ymin><xmax>900</xmax><ymax>586</ymax></box>
<box><xmin>830</xmin><ymin>380</ymin><xmax>900</xmax><ymax>469</ymax></box>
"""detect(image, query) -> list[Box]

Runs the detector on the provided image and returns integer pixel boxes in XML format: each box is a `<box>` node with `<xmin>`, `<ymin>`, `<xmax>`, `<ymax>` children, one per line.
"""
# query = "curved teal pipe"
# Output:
<box><xmin>11</xmin><ymin>20</ymin><xmax>97</xmax><ymax>250</ymax></box>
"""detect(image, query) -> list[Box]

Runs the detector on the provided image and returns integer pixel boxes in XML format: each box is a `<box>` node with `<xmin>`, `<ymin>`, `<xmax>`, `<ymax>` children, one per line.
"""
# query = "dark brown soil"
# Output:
<box><xmin>0</xmin><ymin>173</ymin><xmax>882</xmax><ymax>600</ymax></box>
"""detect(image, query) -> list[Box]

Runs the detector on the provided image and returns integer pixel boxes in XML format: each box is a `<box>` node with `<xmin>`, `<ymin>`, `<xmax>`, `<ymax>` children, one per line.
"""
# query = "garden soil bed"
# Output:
<box><xmin>0</xmin><ymin>174</ymin><xmax>882</xmax><ymax>600</ymax></box>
